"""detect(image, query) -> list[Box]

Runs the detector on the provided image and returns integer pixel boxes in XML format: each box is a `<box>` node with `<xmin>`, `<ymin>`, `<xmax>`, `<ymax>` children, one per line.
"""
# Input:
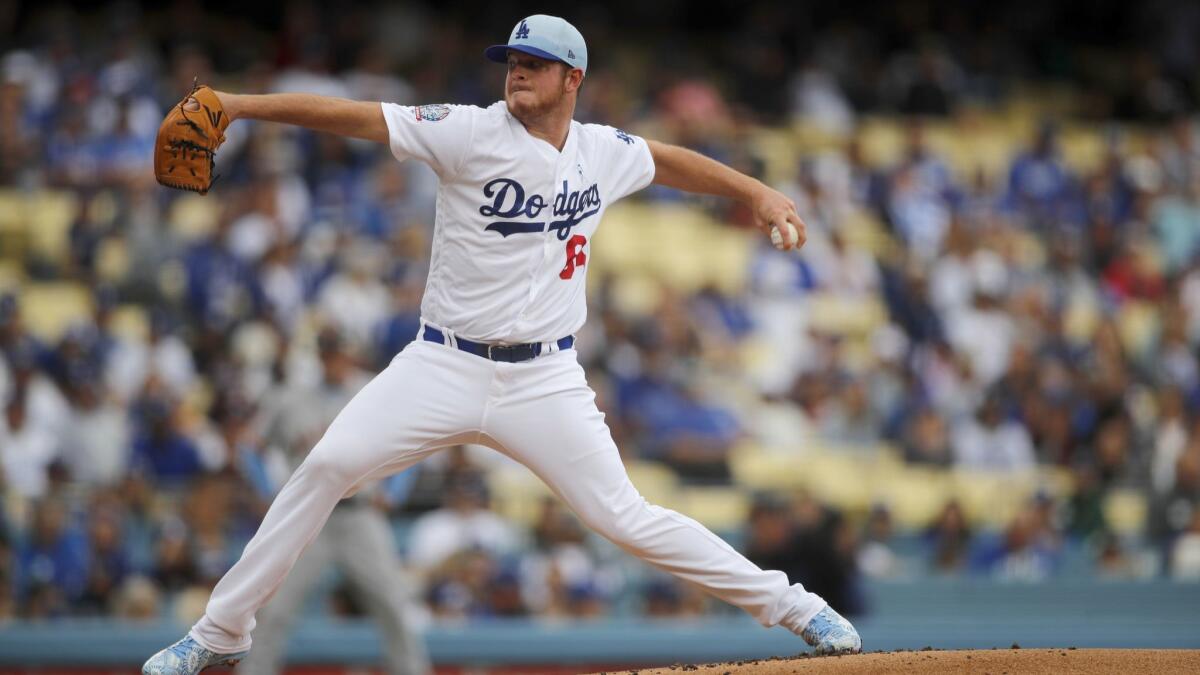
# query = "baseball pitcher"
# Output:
<box><xmin>144</xmin><ymin>15</ymin><xmax>859</xmax><ymax>674</ymax></box>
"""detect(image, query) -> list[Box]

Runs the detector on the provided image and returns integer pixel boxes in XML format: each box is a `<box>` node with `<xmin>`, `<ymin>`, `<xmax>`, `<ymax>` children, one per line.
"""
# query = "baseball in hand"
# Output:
<box><xmin>770</xmin><ymin>222</ymin><xmax>797</xmax><ymax>250</ymax></box>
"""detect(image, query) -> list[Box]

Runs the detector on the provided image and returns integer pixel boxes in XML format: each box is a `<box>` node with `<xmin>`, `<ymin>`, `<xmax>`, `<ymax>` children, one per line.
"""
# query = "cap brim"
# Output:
<box><xmin>484</xmin><ymin>44</ymin><xmax>573</xmax><ymax>67</ymax></box>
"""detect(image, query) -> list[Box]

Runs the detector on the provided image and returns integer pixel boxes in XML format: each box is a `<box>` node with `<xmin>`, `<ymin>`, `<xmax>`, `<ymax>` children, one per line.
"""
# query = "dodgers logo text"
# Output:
<box><xmin>480</xmin><ymin>178</ymin><xmax>601</xmax><ymax>240</ymax></box>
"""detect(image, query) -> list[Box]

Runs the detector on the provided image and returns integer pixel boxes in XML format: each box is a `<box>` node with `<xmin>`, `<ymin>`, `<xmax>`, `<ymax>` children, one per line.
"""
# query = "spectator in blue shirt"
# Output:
<box><xmin>1003</xmin><ymin>121</ymin><xmax>1080</xmax><ymax>228</ymax></box>
<box><xmin>130</xmin><ymin>393</ymin><xmax>204</xmax><ymax>487</ymax></box>
<box><xmin>15</xmin><ymin>498</ymin><xmax>88</xmax><ymax>616</ymax></box>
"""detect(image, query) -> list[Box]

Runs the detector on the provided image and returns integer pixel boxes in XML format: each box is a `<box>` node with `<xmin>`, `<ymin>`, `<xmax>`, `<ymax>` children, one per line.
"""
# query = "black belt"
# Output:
<box><xmin>422</xmin><ymin>325</ymin><xmax>574</xmax><ymax>363</ymax></box>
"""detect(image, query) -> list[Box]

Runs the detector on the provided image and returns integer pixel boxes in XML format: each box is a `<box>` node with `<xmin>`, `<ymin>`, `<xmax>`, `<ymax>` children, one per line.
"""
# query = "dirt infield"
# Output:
<box><xmin>590</xmin><ymin>649</ymin><xmax>1200</xmax><ymax>674</ymax></box>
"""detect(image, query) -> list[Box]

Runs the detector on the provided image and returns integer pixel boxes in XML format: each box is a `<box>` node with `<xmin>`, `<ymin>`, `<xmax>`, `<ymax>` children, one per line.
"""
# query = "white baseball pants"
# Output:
<box><xmin>191</xmin><ymin>336</ymin><xmax>826</xmax><ymax>653</ymax></box>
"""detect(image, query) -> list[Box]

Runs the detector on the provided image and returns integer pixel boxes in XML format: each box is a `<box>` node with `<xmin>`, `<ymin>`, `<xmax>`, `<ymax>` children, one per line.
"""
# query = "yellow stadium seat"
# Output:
<box><xmin>1059</xmin><ymin>124</ymin><xmax>1107</xmax><ymax>175</ymax></box>
<box><xmin>0</xmin><ymin>189</ymin><xmax>26</xmax><ymax>259</ymax></box>
<box><xmin>668</xmin><ymin>485</ymin><xmax>749</xmax><ymax>532</ymax></box>
<box><xmin>801</xmin><ymin>450</ymin><xmax>877</xmax><ymax>513</ymax></box>
<box><xmin>1103</xmin><ymin>489</ymin><xmax>1148</xmax><ymax>536</ymax></box>
<box><xmin>605</xmin><ymin>273</ymin><xmax>664</xmax><ymax>317</ymax></box>
<box><xmin>1063</xmin><ymin>297</ymin><xmax>1100</xmax><ymax>344</ymax></box>
<box><xmin>940</xmin><ymin>116</ymin><xmax>1021</xmax><ymax>182</ymax></box>
<box><xmin>804</xmin><ymin>292</ymin><xmax>886</xmax><ymax>337</ymax></box>
<box><xmin>231</xmin><ymin>320</ymin><xmax>281</xmax><ymax>369</ymax></box>
<box><xmin>110</xmin><ymin>304</ymin><xmax>149</xmax><ymax>343</ymax></box>
<box><xmin>625</xmin><ymin>459</ymin><xmax>680</xmax><ymax>507</ymax></box>
<box><xmin>487</xmin><ymin>465</ymin><xmax>555</xmax><ymax>528</ymax></box>
<box><xmin>856</xmin><ymin>117</ymin><xmax>906</xmax><ymax>169</ymax></box>
<box><xmin>751</xmin><ymin>127</ymin><xmax>804</xmax><ymax>180</ymax></box>
<box><xmin>874</xmin><ymin>465</ymin><xmax>954</xmax><ymax>530</ymax></box>
<box><xmin>593</xmin><ymin>202</ymin><xmax>754</xmax><ymax>297</ymax></box>
<box><xmin>950</xmin><ymin>469</ymin><xmax>1040</xmax><ymax>529</ymax></box>
<box><xmin>26</xmin><ymin>191</ymin><xmax>78</xmax><ymax>266</ymax></box>
<box><xmin>95</xmin><ymin>237</ymin><xmax>130</xmax><ymax>283</ymax></box>
<box><xmin>0</xmin><ymin>259</ymin><xmax>24</xmax><ymax>292</ymax></box>
<box><xmin>839</xmin><ymin>207</ymin><xmax>891</xmax><ymax>258</ymax></box>
<box><xmin>168</xmin><ymin>194</ymin><xmax>221</xmax><ymax>243</ymax></box>
<box><xmin>730</xmin><ymin>445</ymin><xmax>810</xmax><ymax>491</ymax></box>
<box><xmin>19</xmin><ymin>282</ymin><xmax>93</xmax><ymax>341</ymax></box>
<box><xmin>172</xmin><ymin>587</ymin><xmax>211</xmax><ymax>626</ymax></box>
<box><xmin>1038</xmin><ymin>465</ymin><xmax>1077</xmax><ymax>500</ymax></box>
<box><xmin>1117</xmin><ymin>300</ymin><xmax>1161</xmax><ymax>357</ymax></box>
<box><xmin>0</xmin><ymin>189</ymin><xmax>78</xmax><ymax>265</ymax></box>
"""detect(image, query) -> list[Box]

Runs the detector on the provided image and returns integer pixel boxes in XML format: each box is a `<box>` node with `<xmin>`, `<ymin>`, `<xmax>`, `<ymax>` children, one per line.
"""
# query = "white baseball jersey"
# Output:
<box><xmin>379</xmin><ymin>101</ymin><xmax>656</xmax><ymax>343</ymax></box>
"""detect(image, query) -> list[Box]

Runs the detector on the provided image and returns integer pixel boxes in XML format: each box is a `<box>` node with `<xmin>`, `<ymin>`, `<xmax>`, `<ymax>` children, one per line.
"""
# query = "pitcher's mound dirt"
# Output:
<box><xmin>591</xmin><ymin>648</ymin><xmax>1200</xmax><ymax>674</ymax></box>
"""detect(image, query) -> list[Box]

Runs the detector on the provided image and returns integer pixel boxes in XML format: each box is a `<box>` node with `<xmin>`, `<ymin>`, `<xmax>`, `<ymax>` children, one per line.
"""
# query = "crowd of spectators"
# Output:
<box><xmin>2</xmin><ymin>1</ymin><xmax>1200</xmax><ymax>624</ymax></box>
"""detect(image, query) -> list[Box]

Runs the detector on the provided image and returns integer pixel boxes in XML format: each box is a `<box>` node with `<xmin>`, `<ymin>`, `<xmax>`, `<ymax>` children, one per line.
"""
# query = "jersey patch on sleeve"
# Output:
<box><xmin>414</xmin><ymin>104</ymin><xmax>451</xmax><ymax>122</ymax></box>
<box><xmin>614</xmin><ymin>128</ymin><xmax>635</xmax><ymax>144</ymax></box>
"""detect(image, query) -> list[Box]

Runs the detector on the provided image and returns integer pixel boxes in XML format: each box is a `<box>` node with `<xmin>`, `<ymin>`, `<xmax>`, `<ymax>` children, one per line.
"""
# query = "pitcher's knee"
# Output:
<box><xmin>578</xmin><ymin>490</ymin><xmax>655</xmax><ymax>544</ymax></box>
<box><xmin>294</xmin><ymin>438</ymin><xmax>364</xmax><ymax>492</ymax></box>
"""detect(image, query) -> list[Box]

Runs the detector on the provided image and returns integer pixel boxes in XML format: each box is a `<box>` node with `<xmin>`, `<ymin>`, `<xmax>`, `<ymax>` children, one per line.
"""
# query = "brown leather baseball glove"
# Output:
<box><xmin>154</xmin><ymin>79</ymin><xmax>230</xmax><ymax>195</ymax></box>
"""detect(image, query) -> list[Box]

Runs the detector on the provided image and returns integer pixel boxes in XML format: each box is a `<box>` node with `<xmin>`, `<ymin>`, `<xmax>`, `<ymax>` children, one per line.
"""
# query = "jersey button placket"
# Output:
<box><xmin>510</xmin><ymin>152</ymin><xmax>555</xmax><ymax>335</ymax></box>
<box><xmin>526</xmin><ymin>163</ymin><xmax>568</xmax><ymax>324</ymax></box>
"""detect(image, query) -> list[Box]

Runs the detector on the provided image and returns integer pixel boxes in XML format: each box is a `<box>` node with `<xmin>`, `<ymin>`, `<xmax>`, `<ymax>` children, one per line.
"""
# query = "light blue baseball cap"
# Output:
<box><xmin>485</xmin><ymin>15</ymin><xmax>587</xmax><ymax>73</ymax></box>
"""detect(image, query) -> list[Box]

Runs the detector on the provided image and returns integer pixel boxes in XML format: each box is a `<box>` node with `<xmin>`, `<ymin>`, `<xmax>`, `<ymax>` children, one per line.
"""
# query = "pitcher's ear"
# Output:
<box><xmin>565</xmin><ymin>66</ymin><xmax>584</xmax><ymax>92</ymax></box>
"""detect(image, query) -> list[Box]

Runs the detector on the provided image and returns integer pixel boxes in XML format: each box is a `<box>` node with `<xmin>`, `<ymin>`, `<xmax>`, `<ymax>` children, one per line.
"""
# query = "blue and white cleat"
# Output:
<box><xmin>800</xmin><ymin>605</ymin><xmax>862</xmax><ymax>655</ymax></box>
<box><xmin>142</xmin><ymin>636</ymin><xmax>249</xmax><ymax>675</ymax></box>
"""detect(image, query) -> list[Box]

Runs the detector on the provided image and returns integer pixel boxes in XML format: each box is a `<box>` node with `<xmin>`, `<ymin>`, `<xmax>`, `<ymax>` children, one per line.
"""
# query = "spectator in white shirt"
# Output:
<box><xmin>105</xmin><ymin>310</ymin><xmax>197</xmax><ymax>404</ymax></box>
<box><xmin>2</xmin><ymin>344</ymin><xmax>70</xmax><ymax>445</ymax></box>
<box><xmin>407</xmin><ymin>470</ymin><xmax>521</xmax><ymax>572</ymax></box>
<box><xmin>317</xmin><ymin>242</ymin><xmax>390</xmax><ymax>350</ymax></box>
<box><xmin>952</xmin><ymin>395</ymin><xmax>1036</xmax><ymax>473</ymax></box>
<box><xmin>0</xmin><ymin>393</ymin><xmax>60</xmax><ymax>499</ymax></box>
<box><xmin>59</xmin><ymin>371</ymin><xmax>130</xmax><ymax>487</ymax></box>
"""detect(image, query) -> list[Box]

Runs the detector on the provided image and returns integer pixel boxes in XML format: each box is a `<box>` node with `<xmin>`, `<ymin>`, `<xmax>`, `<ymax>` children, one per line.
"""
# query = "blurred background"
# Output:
<box><xmin>1</xmin><ymin>0</ymin><xmax>1200</xmax><ymax>672</ymax></box>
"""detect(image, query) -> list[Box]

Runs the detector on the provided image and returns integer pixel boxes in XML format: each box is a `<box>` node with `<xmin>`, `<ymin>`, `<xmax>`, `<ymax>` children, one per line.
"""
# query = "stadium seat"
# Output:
<box><xmin>168</xmin><ymin>194</ymin><xmax>221</xmax><ymax>243</ymax></box>
<box><xmin>1059</xmin><ymin>123</ymin><xmax>1107</xmax><ymax>174</ymax></box>
<box><xmin>486</xmin><ymin>464</ymin><xmax>555</xmax><ymax>527</ymax></box>
<box><xmin>594</xmin><ymin>202</ymin><xmax>753</xmax><ymax>295</ymax></box>
<box><xmin>1103</xmin><ymin>489</ymin><xmax>1149</xmax><ymax>537</ymax></box>
<box><xmin>936</xmin><ymin>112</ymin><xmax>1020</xmax><ymax>181</ymax></box>
<box><xmin>110</xmin><ymin>304</ymin><xmax>150</xmax><ymax>343</ymax></box>
<box><xmin>625</xmin><ymin>459</ymin><xmax>681</xmax><ymax>507</ymax></box>
<box><xmin>231</xmin><ymin>320</ymin><xmax>282</xmax><ymax>369</ymax></box>
<box><xmin>95</xmin><ymin>237</ymin><xmax>130</xmax><ymax>283</ymax></box>
<box><xmin>806</xmin><ymin>449</ymin><xmax>882</xmax><ymax>513</ymax></box>
<box><xmin>1063</xmin><ymin>297</ymin><xmax>1101</xmax><ymax>343</ymax></box>
<box><xmin>729</xmin><ymin>444</ymin><xmax>810</xmax><ymax>491</ymax></box>
<box><xmin>856</xmin><ymin>117</ymin><xmax>906</xmax><ymax>168</ymax></box>
<box><xmin>26</xmin><ymin>190</ymin><xmax>78</xmax><ymax>267</ymax></box>
<box><xmin>605</xmin><ymin>272</ymin><xmax>665</xmax><ymax>316</ymax></box>
<box><xmin>1039</xmin><ymin>465</ymin><xmax>1077</xmax><ymax>501</ymax></box>
<box><xmin>669</xmin><ymin>485</ymin><xmax>749</xmax><ymax>532</ymax></box>
<box><xmin>0</xmin><ymin>190</ymin><xmax>77</xmax><ymax>266</ymax></box>
<box><xmin>839</xmin><ymin>206</ymin><xmax>891</xmax><ymax>257</ymax></box>
<box><xmin>1117</xmin><ymin>300</ymin><xmax>1162</xmax><ymax>357</ymax></box>
<box><xmin>804</xmin><ymin>292</ymin><xmax>887</xmax><ymax>337</ymax></box>
<box><xmin>752</xmin><ymin>126</ymin><xmax>805</xmax><ymax>179</ymax></box>
<box><xmin>0</xmin><ymin>189</ymin><xmax>25</xmax><ymax>259</ymax></box>
<box><xmin>19</xmin><ymin>281</ymin><xmax>93</xmax><ymax>341</ymax></box>
<box><xmin>875</xmin><ymin>465</ymin><xmax>954</xmax><ymax>530</ymax></box>
<box><xmin>0</xmin><ymin>259</ymin><xmax>24</xmax><ymax>292</ymax></box>
<box><xmin>950</xmin><ymin>470</ymin><xmax>1041</xmax><ymax>529</ymax></box>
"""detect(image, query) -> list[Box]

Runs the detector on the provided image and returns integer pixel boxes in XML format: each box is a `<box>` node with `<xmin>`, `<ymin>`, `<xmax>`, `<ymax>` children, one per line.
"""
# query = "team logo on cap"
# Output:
<box><xmin>515</xmin><ymin>20</ymin><xmax>530</xmax><ymax>40</ymax></box>
<box><xmin>414</xmin><ymin>104</ymin><xmax>450</xmax><ymax>122</ymax></box>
